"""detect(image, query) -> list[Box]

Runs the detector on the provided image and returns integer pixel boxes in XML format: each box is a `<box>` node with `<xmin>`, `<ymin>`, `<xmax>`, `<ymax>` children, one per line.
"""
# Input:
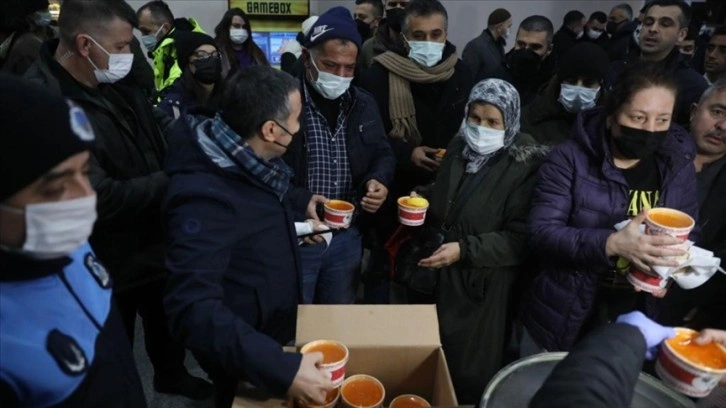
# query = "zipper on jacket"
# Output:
<box><xmin>58</xmin><ymin>271</ymin><xmax>103</xmax><ymax>331</ymax></box>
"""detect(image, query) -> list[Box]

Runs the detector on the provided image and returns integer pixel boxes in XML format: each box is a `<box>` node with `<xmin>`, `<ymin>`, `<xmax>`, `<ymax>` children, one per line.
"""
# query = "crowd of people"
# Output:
<box><xmin>0</xmin><ymin>0</ymin><xmax>725</xmax><ymax>407</ymax></box>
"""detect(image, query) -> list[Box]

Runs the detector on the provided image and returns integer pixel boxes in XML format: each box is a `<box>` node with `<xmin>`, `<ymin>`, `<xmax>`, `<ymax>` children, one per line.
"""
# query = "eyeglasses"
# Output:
<box><xmin>191</xmin><ymin>51</ymin><xmax>221</xmax><ymax>62</ymax></box>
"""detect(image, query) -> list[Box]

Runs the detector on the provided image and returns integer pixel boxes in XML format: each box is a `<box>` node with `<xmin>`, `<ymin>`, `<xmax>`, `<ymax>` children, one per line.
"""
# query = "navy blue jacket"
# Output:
<box><xmin>162</xmin><ymin>113</ymin><xmax>303</xmax><ymax>396</ymax></box>
<box><xmin>0</xmin><ymin>244</ymin><xmax>146</xmax><ymax>407</ymax></box>
<box><xmin>283</xmin><ymin>82</ymin><xmax>396</xmax><ymax>216</ymax></box>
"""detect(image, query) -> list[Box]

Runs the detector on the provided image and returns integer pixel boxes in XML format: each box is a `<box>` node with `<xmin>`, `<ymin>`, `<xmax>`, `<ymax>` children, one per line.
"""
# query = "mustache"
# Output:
<box><xmin>705</xmin><ymin>129</ymin><xmax>726</xmax><ymax>141</ymax></box>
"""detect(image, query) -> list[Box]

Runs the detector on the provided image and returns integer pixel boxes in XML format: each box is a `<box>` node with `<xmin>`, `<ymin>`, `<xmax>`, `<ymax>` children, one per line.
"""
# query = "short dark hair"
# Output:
<box><xmin>220</xmin><ymin>66</ymin><xmax>300</xmax><ymax>140</ymax></box>
<box><xmin>563</xmin><ymin>10</ymin><xmax>585</xmax><ymax>27</ymax></box>
<box><xmin>58</xmin><ymin>0</ymin><xmax>137</xmax><ymax>46</ymax></box>
<box><xmin>137</xmin><ymin>0</ymin><xmax>174</xmax><ymax>26</ymax></box>
<box><xmin>612</xmin><ymin>4</ymin><xmax>634</xmax><ymax>21</ymax></box>
<box><xmin>355</xmin><ymin>0</ymin><xmax>384</xmax><ymax>18</ymax></box>
<box><xmin>711</xmin><ymin>25</ymin><xmax>726</xmax><ymax>39</ymax></box>
<box><xmin>589</xmin><ymin>11</ymin><xmax>607</xmax><ymax>24</ymax></box>
<box><xmin>519</xmin><ymin>15</ymin><xmax>554</xmax><ymax>45</ymax></box>
<box><xmin>643</xmin><ymin>0</ymin><xmax>691</xmax><ymax>29</ymax></box>
<box><xmin>402</xmin><ymin>0</ymin><xmax>448</xmax><ymax>34</ymax></box>
<box><xmin>605</xmin><ymin>61</ymin><xmax>678</xmax><ymax>116</ymax></box>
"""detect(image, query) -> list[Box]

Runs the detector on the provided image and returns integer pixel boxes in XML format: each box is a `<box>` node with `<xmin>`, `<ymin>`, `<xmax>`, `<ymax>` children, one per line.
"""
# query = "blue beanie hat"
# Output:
<box><xmin>304</xmin><ymin>6</ymin><xmax>362</xmax><ymax>50</ymax></box>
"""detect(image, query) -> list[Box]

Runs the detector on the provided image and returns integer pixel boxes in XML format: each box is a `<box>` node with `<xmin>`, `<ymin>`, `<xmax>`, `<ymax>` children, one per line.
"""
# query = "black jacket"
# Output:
<box><xmin>607</xmin><ymin>20</ymin><xmax>639</xmax><ymax>62</ymax></box>
<box><xmin>530</xmin><ymin>323</ymin><xmax>646</xmax><ymax>408</ymax></box>
<box><xmin>552</xmin><ymin>26</ymin><xmax>580</xmax><ymax>59</ymax></box>
<box><xmin>358</xmin><ymin>43</ymin><xmax>473</xmax><ymax>195</ymax></box>
<box><xmin>520</xmin><ymin>76</ymin><xmax>578</xmax><ymax>146</ymax></box>
<box><xmin>24</xmin><ymin>39</ymin><xmax>169</xmax><ymax>291</ymax></box>
<box><xmin>462</xmin><ymin>29</ymin><xmax>507</xmax><ymax>83</ymax></box>
<box><xmin>605</xmin><ymin>48</ymin><xmax>709</xmax><ymax>126</ymax></box>
<box><xmin>162</xmin><ymin>114</ymin><xmax>303</xmax><ymax>395</ymax></box>
<box><xmin>283</xmin><ymin>81</ymin><xmax>396</xmax><ymax>216</ymax></box>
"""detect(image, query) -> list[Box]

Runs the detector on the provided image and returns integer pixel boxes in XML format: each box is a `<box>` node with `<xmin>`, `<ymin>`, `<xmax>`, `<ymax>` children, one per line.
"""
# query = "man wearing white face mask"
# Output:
<box><xmin>0</xmin><ymin>74</ymin><xmax>147</xmax><ymax>407</ymax></box>
<box><xmin>522</xmin><ymin>42</ymin><xmax>610</xmax><ymax>145</ymax></box>
<box><xmin>24</xmin><ymin>0</ymin><xmax>212</xmax><ymax>400</ymax></box>
<box><xmin>552</xmin><ymin>10</ymin><xmax>586</xmax><ymax>59</ymax></box>
<box><xmin>462</xmin><ymin>8</ymin><xmax>512</xmax><ymax>84</ymax></box>
<box><xmin>283</xmin><ymin>6</ymin><xmax>395</xmax><ymax>305</ymax></box>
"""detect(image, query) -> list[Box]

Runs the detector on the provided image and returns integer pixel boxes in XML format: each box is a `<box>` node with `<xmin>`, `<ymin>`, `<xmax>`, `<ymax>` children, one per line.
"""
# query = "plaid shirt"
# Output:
<box><xmin>209</xmin><ymin>114</ymin><xmax>292</xmax><ymax>201</ymax></box>
<box><xmin>303</xmin><ymin>81</ymin><xmax>354</xmax><ymax>201</ymax></box>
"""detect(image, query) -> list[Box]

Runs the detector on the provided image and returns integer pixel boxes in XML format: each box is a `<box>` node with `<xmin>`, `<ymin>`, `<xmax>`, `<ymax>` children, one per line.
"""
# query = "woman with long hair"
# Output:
<box><xmin>214</xmin><ymin>8</ymin><xmax>269</xmax><ymax>76</ymax></box>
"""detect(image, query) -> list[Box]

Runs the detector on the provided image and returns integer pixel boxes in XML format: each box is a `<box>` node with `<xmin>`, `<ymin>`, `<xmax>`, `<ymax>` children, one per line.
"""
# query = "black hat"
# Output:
<box><xmin>23</xmin><ymin>0</ymin><xmax>49</xmax><ymax>14</ymax></box>
<box><xmin>304</xmin><ymin>7</ymin><xmax>361</xmax><ymax>50</ymax></box>
<box><xmin>175</xmin><ymin>32</ymin><xmax>217</xmax><ymax>72</ymax></box>
<box><xmin>0</xmin><ymin>74</ymin><xmax>95</xmax><ymax>201</ymax></box>
<box><xmin>557</xmin><ymin>43</ymin><xmax>610</xmax><ymax>82</ymax></box>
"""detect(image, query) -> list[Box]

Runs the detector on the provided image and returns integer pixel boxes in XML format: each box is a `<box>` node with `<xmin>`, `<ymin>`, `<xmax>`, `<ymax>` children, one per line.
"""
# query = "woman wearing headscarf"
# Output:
<box><xmin>413</xmin><ymin>79</ymin><xmax>548</xmax><ymax>404</ymax></box>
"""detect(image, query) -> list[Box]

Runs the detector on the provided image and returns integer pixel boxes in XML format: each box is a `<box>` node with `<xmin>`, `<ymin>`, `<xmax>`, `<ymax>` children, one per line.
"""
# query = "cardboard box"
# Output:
<box><xmin>233</xmin><ymin>305</ymin><xmax>459</xmax><ymax>407</ymax></box>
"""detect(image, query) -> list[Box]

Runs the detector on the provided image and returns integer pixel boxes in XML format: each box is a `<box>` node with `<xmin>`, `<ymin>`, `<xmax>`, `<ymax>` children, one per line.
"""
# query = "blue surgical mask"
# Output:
<box><xmin>405</xmin><ymin>37</ymin><xmax>445</xmax><ymax>67</ymax></box>
<box><xmin>558</xmin><ymin>83</ymin><xmax>600</xmax><ymax>113</ymax></box>
<box><xmin>35</xmin><ymin>10</ymin><xmax>52</xmax><ymax>27</ymax></box>
<box><xmin>141</xmin><ymin>25</ymin><xmax>164</xmax><ymax>52</ymax></box>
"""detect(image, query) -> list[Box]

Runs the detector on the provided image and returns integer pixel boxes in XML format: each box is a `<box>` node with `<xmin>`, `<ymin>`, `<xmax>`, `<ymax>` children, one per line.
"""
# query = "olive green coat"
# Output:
<box><xmin>427</xmin><ymin>133</ymin><xmax>547</xmax><ymax>404</ymax></box>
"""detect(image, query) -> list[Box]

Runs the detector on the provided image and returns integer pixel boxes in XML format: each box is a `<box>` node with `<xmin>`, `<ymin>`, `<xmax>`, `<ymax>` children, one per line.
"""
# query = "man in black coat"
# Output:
<box><xmin>461</xmin><ymin>7</ymin><xmax>511</xmax><ymax>83</ymax></box>
<box><xmin>605</xmin><ymin>0</ymin><xmax>708</xmax><ymax>126</ymax></box>
<box><xmin>23</xmin><ymin>0</ymin><xmax>210</xmax><ymax>399</ymax></box>
<box><xmin>552</xmin><ymin>10</ymin><xmax>585</xmax><ymax>59</ymax></box>
<box><xmin>606</xmin><ymin>3</ymin><xmax>637</xmax><ymax>62</ymax></box>
<box><xmin>582</xmin><ymin>11</ymin><xmax>610</xmax><ymax>51</ymax></box>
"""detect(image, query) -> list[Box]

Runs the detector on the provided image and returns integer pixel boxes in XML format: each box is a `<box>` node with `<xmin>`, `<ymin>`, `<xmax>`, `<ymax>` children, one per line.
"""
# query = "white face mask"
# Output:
<box><xmin>406</xmin><ymin>39</ymin><xmax>445</xmax><ymax>67</ymax></box>
<box><xmin>141</xmin><ymin>25</ymin><xmax>165</xmax><ymax>52</ymax></box>
<box><xmin>0</xmin><ymin>195</ymin><xmax>97</xmax><ymax>260</ymax></box>
<box><xmin>586</xmin><ymin>29</ymin><xmax>603</xmax><ymax>40</ymax></box>
<box><xmin>558</xmin><ymin>83</ymin><xmax>600</xmax><ymax>113</ymax></box>
<box><xmin>308</xmin><ymin>58</ymin><xmax>353</xmax><ymax>100</ymax></box>
<box><xmin>462</xmin><ymin>121</ymin><xmax>505</xmax><ymax>155</ymax></box>
<box><xmin>576</xmin><ymin>30</ymin><xmax>584</xmax><ymax>40</ymax></box>
<box><xmin>503</xmin><ymin>27</ymin><xmax>511</xmax><ymax>39</ymax></box>
<box><xmin>85</xmin><ymin>36</ymin><xmax>133</xmax><ymax>84</ymax></box>
<box><xmin>633</xmin><ymin>23</ymin><xmax>642</xmax><ymax>46</ymax></box>
<box><xmin>230</xmin><ymin>28</ymin><xmax>249</xmax><ymax>45</ymax></box>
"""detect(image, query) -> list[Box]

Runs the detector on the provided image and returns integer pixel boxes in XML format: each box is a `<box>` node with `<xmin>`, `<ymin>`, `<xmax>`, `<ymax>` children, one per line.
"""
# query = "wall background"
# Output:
<box><xmin>128</xmin><ymin>0</ymin><xmax>649</xmax><ymax>51</ymax></box>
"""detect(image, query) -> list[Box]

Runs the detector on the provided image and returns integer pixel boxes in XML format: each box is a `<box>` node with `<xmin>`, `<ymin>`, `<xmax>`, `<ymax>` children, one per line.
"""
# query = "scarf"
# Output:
<box><xmin>208</xmin><ymin>114</ymin><xmax>292</xmax><ymax>200</ymax></box>
<box><xmin>373</xmin><ymin>50</ymin><xmax>458</xmax><ymax>146</ymax></box>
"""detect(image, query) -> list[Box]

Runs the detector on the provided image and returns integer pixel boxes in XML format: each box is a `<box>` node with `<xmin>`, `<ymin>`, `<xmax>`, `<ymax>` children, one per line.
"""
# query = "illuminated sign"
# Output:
<box><xmin>228</xmin><ymin>0</ymin><xmax>309</xmax><ymax>17</ymax></box>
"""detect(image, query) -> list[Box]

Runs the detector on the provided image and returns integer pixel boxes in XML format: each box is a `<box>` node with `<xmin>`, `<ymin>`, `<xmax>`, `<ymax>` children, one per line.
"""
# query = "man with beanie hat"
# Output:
<box><xmin>23</xmin><ymin>0</ymin><xmax>212</xmax><ymax>399</ymax></box>
<box><xmin>283</xmin><ymin>6</ymin><xmax>395</xmax><ymax>305</ymax></box>
<box><xmin>0</xmin><ymin>74</ymin><xmax>147</xmax><ymax>407</ymax></box>
<box><xmin>462</xmin><ymin>7</ymin><xmax>512</xmax><ymax>83</ymax></box>
<box><xmin>158</xmin><ymin>31</ymin><xmax>222</xmax><ymax>118</ymax></box>
<box><xmin>522</xmin><ymin>42</ymin><xmax>609</xmax><ymax>145</ymax></box>
<box><xmin>360</xmin><ymin>0</ymin><xmax>411</xmax><ymax>67</ymax></box>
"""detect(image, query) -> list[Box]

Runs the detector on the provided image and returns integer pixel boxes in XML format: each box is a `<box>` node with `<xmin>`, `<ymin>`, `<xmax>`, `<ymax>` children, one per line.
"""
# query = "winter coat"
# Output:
<box><xmin>552</xmin><ymin>26</ymin><xmax>580</xmax><ymax>59</ymax></box>
<box><xmin>359</xmin><ymin>20</ymin><xmax>405</xmax><ymax>68</ymax></box>
<box><xmin>157</xmin><ymin>78</ymin><xmax>213</xmax><ymax>119</ymax></box>
<box><xmin>25</xmin><ymin>39</ymin><xmax>169</xmax><ymax>291</ymax></box>
<box><xmin>151</xmin><ymin>18</ymin><xmax>205</xmax><ymax>94</ymax></box>
<box><xmin>523</xmin><ymin>107</ymin><xmax>700</xmax><ymax>352</ymax></box>
<box><xmin>283</xmin><ymin>82</ymin><xmax>396</xmax><ymax>217</ymax></box>
<box><xmin>358</xmin><ymin>43</ymin><xmax>473</xmax><ymax>195</ymax></box>
<box><xmin>607</xmin><ymin>20</ymin><xmax>638</xmax><ymax>62</ymax></box>
<box><xmin>462</xmin><ymin>29</ymin><xmax>507</xmax><ymax>83</ymax></box>
<box><xmin>520</xmin><ymin>76</ymin><xmax>578</xmax><ymax>146</ymax></box>
<box><xmin>162</xmin><ymin>113</ymin><xmax>303</xmax><ymax>396</ymax></box>
<box><xmin>0</xmin><ymin>31</ymin><xmax>42</xmax><ymax>75</ymax></box>
<box><xmin>605</xmin><ymin>48</ymin><xmax>708</xmax><ymax>126</ymax></box>
<box><xmin>428</xmin><ymin>134</ymin><xmax>547</xmax><ymax>404</ymax></box>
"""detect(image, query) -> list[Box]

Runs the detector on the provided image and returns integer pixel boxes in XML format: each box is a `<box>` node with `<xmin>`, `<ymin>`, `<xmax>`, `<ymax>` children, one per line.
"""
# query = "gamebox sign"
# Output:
<box><xmin>228</xmin><ymin>0</ymin><xmax>309</xmax><ymax>17</ymax></box>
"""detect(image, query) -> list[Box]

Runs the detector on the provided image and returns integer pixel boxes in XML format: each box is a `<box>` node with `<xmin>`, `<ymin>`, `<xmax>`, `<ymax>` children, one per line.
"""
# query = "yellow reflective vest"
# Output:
<box><xmin>151</xmin><ymin>17</ymin><xmax>204</xmax><ymax>93</ymax></box>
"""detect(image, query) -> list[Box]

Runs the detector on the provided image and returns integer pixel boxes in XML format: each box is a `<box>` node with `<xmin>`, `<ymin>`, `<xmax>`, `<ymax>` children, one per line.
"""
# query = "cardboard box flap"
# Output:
<box><xmin>296</xmin><ymin>305</ymin><xmax>441</xmax><ymax>347</ymax></box>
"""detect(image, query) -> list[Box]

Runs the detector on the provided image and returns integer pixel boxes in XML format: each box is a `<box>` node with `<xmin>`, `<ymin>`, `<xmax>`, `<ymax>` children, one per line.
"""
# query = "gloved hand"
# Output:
<box><xmin>616</xmin><ymin>311</ymin><xmax>676</xmax><ymax>359</ymax></box>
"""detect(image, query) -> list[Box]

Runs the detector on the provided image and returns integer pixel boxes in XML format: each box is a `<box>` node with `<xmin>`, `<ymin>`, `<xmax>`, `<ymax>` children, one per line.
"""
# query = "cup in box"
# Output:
<box><xmin>656</xmin><ymin>328</ymin><xmax>726</xmax><ymax>398</ymax></box>
<box><xmin>389</xmin><ymin>394</ymin><xmax>431</xmax><ymax>408</ymax></box>
<box><xmin>340</xmin><ymin>374</ymin><xmax>385</xmax><ymax>408</ymax></box>
<box><xmin>295</xmin><ymin>387</ymin><xmax>340</xmax><ymax>408</ymax></box>
<box><xmin>300</xmin><ymin>340</ymin><xmax>349</xmax><ymax>388</ymax></box>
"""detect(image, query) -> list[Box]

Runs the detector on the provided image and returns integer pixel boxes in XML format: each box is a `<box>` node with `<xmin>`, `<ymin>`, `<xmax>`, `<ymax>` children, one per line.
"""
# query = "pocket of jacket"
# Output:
<box><xmin>358</xmin><ymin>119</ymin><xmax>382</xmax><ymax>145</ymax></box>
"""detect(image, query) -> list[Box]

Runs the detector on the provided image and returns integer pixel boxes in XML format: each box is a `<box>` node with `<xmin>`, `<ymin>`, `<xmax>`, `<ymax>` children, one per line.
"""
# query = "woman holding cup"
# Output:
<box><xmin>521</xmin><ymin>62</ymin><xmax>700</xmax><ymax>356</ymax></box>
<box><xmin>409</xmin><ymin>79</ymin><xmax>547</xmax><ymax>403</ymax></box>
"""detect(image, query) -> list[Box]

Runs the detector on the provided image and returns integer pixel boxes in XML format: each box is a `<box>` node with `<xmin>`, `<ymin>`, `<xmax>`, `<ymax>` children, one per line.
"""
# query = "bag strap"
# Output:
<box><xmin>441</xmin><ymin>152</ymin><xmax>504</xmax><ymax>231</ymax></box>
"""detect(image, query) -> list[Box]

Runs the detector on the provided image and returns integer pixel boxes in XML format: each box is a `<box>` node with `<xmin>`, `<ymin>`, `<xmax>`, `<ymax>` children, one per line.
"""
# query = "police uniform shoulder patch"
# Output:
<box><xmin>46</xmin><ymin>329</ymin><xmax>88</xmax><ymax>376</ymax></box>
<box><xmin>84</xmin><ymin>253</ymin><xmax>111</xmax><ymax>289</ymax></box>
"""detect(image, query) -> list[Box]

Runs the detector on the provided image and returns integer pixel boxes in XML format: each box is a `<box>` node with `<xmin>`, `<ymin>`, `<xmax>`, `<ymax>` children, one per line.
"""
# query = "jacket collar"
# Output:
<box><xmin>37</xmin><ymin>39</ymin><xmax>104</xmax><ymax>104</ymax></box>
<box><xmin>0</xmin><ymin>250</ymin><xmax>71</xmax><ymax>282</ymax></box>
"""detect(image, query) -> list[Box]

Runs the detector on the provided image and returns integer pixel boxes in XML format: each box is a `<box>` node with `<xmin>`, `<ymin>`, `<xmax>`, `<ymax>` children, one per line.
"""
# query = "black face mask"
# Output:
<box><xmin>386</xmin><ymin>8</ymin><xmax>405</xmax><ymax>33</ymax></box>
<box><xmin>612</xmin><ymin>124</ymin><xmax>668</xmax><ymax>160</ymax></box>
<box><xmin>356</xmin><ymin>19</ymin><xmax>373</xmax><ymax>41</ymax></box>
<box><xmin>606</xmin><ymin>21</ymin><xmax>620</xmax><ymax>35</ymax></box>
<box><xmin>192</xmin><ymin>57</ymin><xmax>222</xmax><ymax>85</ymax></box>
<box><xmin>505</xmin><ymin>48</ymin><xmax>542</xmax><ymax>79</ymax></box>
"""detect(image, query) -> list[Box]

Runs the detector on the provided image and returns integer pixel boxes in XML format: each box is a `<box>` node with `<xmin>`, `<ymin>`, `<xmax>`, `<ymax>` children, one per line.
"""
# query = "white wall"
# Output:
<box><xmin>133</xmin><ymin>0</ymin><xmax>647</xmax><ymax>51</ymax></box>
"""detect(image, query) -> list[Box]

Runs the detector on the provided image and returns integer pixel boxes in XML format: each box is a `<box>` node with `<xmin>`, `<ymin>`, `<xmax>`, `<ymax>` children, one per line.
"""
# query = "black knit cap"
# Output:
<box><xmin>0</xmin><ymin>74</ymin><xmax>95</xmax><ymax>201</ymax></box>
<box><xmin>24</xmin><ymin>0</ymin><xmax>49</xmax><ymax>14</ymax></box>
<box><xmin>175</xmin><ymin>32</ymin><xmax>217</xmax><ymax>72</ymax></box>
<box><xmin>557</xmin><ymin>42</ymin><xmax>610</xmax><ymax>82</ymax></box>
<box><xmin>488</xmin><ymin>8</ymin><xmax>511</xmax><ymax>26</ymax></box>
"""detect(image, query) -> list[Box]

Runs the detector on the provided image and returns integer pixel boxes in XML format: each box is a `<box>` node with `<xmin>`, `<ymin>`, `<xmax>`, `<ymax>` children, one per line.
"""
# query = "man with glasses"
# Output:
<box><xmin>24</xmin><ymin>0</ymin><xmax>212</xmax><ymax>399</ymax></box>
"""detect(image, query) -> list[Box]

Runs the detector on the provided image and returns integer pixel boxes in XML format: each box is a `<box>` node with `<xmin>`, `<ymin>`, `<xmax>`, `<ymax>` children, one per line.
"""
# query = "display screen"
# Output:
<box><xmin>252</xmin><ymin>31</ymin><xmax>299</xmax><ymax>66</ymax></box>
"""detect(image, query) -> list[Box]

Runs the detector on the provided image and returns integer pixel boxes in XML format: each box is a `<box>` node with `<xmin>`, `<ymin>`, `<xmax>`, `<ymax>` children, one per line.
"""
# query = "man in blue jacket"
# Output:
<box><xmin>162</xmin><ymin>66</ymin><xmax>334</xmax><ymax>408</ymax></box>
<box><xmin>0</xmin><ymin>75</ymin><xmax>146</xmax><ymax>407</ymax></box>
<box><xmin>285</xmin><ymin>7</ymin><xmax>396</xmax><ymax>304</ymax></box>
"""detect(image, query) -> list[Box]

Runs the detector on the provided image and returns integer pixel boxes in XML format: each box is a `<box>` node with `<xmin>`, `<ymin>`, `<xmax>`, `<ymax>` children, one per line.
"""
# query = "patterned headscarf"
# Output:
<box><xmin>460</xmin><ymin>79</ymin><xmax>521</xmax><ymax>173</ymax></box>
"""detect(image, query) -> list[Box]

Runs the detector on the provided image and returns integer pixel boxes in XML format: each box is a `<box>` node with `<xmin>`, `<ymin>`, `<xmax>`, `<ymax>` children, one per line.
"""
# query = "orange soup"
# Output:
<box><xmin>299</xmin><ymin>388</ymin><xmax>339</xmax><ymax>408</ymax></box>
<box><xmin>435</xmin><ymin>149</ymin><xmax>446</xmax><ymax>158</ymax></box>
<box><xmin>326</xmin><ymin>201</ymin><xmax>354</xmax><ymax>211</ymax></box>
<box><xmin>390</xmin><ymin>396</ymin><xmax>430</xmax><ymax>408</ymax></box>
<box><xmin>306</xmin><ymin>342</ymin><xmax>347</xmax><ymax>365</ymax></box>
<box><xmin>667</xmin><ymin>330</ymin><xmax>726</xmax><ymax>370</ymax></box>
<box><xmin>342</xmin><ymin>378</ymin><xmax>384</xmax><ymax>406</ymax></box>
<box><xmin>648</xmin><ymin>211</ymin><xmax>693</xmax><ymax>229</ymax></box>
